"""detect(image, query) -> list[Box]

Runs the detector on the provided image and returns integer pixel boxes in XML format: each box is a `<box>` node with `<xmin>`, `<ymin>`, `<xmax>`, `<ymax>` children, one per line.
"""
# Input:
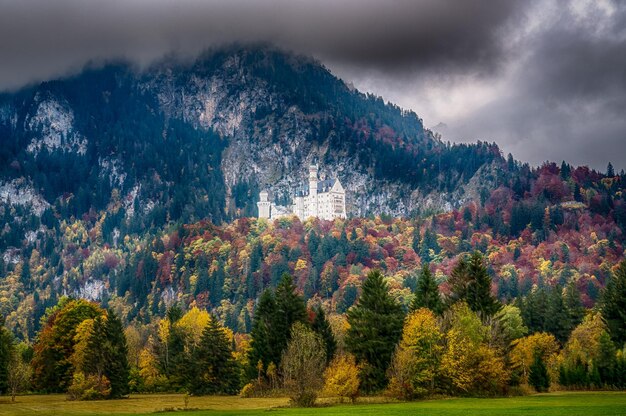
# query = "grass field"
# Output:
<box><xmin>0</xmin><ymin>391</ymin><xmax>625</xmax><ymax>416</ymax></box>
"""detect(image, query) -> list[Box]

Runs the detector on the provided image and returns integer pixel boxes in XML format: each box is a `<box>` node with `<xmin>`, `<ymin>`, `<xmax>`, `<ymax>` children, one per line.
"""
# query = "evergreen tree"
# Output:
<box><xmin>247</xmin><ymin>290</ymin><xmax>278</xmax><ymax>378</ymax></box>
<box><xmin>528</xmin><ymin>350</ymin><xmax>550</xmax><ymax>392</ymax></box>
<box><xmin>311</xmin><ymin>306</ymin><xmax>336</xmax><ymax>364</ymax></box>
<box><xmin>564</xmin><ymin>282</ymin><xmax>585</xmax><ymax>329</ymax></box>
<box><xmin>448</xmin><ymin>256</ymin><xmax>470</xmax><ymax>305</ymax></box>
<box><xmin>601</xmin><ymin>260</ymin><xmax>626</xmax><ymax>346</ymax></box>
<box><xmin>449</xmin><ymin>252</ymin><xmax>500</xmax><ymax>318</ymax></box>
<box><xmin>607</xmin><ymin>162</ymin><xmax>615</xmax><ymax>177</ymax></box>
<box><xmin>190</xmin><ymin>317</ymin><xmax>240</xmax><ymax>395</ymax></box>
<box><xmin>0</xmin><ymin>316</ymin><xmax>12</xmax><ymax>394</ymax></box>
<box><xmin>466</xmin><ymin>251</ymin><xmax>501</xmax><ymax>318</ymax></box>
<box><xmin>596</xmin><ymin>331</ymin><xmax>616</xmax><ymax>386</ymax></box>
<box><xmin>104</xmin><ymin>310</ymin><xmax>130</xmax><ymax>398</ymax></box>
<box><xmin>410</xmin><ymin>264</ymin><xmax>443</xmax><ymax>315</ymax></box>
<box><xmin>545</xmin><ymin>287</ymin><xmax>573</xmax><ymax>344</ymax></box>
<box><xmin>83</xmin><ymin>310</ymin><xmax>130</xmax><ymax>398</ymax></box>
<box><xmin>274</xmin><ymin>273</ymin><xmax>307</xmax><ymax>357</ymax></box>
<box><xmin>560</xmin><ymin>161</ymin><xmax>571</xmax><ymax>179</ymax></box>
<box><xmin>346</xmin><ymin>270</ymin><xmax>404</xmax><ymax>392</ymax></box>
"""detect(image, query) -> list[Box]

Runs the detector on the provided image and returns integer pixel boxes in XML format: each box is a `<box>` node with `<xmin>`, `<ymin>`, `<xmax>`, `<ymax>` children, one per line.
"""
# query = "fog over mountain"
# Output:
<box><xmin>1</xmin><ymin>0</ymin><xmax>625</xmax><ymax>170</ymax></box>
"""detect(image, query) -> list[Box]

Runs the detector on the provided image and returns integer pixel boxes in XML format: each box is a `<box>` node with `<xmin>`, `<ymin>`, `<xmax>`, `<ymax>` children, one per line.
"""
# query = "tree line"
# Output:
<box><xmin>1</xmin><ymin>254</ymin><xmax>624</xmax><ymax>405</ymax></box>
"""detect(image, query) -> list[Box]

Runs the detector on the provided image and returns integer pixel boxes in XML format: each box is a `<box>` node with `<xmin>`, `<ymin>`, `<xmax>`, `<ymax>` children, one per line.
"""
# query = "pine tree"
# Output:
<box><xmin>248</xmin><ymin>290</ymin><xmax>278</xmax><ymax>378</ymax></box>
<box><xmin>190</xmin><ymin>317</ymin><xmax>240</xmax><ymax>395</ymax></box>
<box><xmin>0</xmin><ymin>316</ymin><xmax>13</xmax><ymax>394</ymax></box>
<box><xmin>465</xmin><ymin>252</ymin><xmax>501</xmax><ymax>318</ymax></box>
<box><xmin>346</xmin><ymin>270</ymin><xmax>404</xmax><ymax>392</ymax></box>
<box><xmin>601</xmin><ymin>260</ymin><xmax>626</xmax><ymax>346</ymax></box>
<box><xmin>448</xmin><ymin>256</ymin><xmax>470</xmax><ymax>305</ymax></box>
<box><xmin>564</xmin><ymin>282</ymin><xmax>585</xmax><ymax>329</ymax></box>
<box><xmin>545</xmin><ymin>287</ymin><xmax>573</xmax><ymax>344</ymax></box>
<box><xmin>596</xmin><ymin>331</ymin><xmax>616</xmax><ymax>386</ymax></box>
<box><xmin>104</xmin><ymin>310</ymin><xmax>130</xmax><ymax>398</ymax></box>
<box><xmin>529</xmin><ymin>350</ymin><xmax>550</xmax><ymax>392</ymax></box>
<box><xmin>274</xmin><ymin>273</ymin><xmax>307</xmax><ymax>357</ymax></box>
<box><xmin>311</xmin><ymin>307</ymin><xmax>336</xmax><ymax>364</ymax></box>
<box><xmin>607</xmin><ymin>162</ymin><xmax>615</xmax><ymax>177</ymax></box>
<box><xmin>83</xmin><ymin>310</ymin><xmax>130</xmax><ymax>398</ymax></box>
<box><xmin>410</xmin><ymin>264</ymin><xmax>443</xmax><ymax>315</ymax></box>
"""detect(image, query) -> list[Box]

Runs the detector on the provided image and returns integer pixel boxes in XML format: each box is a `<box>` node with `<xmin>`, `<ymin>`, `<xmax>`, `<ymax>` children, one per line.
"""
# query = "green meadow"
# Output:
<box><xmin>0</xmin><ymin>392</ymin><xmax>625</xmax><ymax>416</ymax></box>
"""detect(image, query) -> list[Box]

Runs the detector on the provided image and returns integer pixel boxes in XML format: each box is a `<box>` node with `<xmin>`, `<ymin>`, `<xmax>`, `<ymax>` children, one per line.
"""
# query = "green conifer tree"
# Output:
<box><xmin>601</xmin><ymin>260</ymin><xmax>626</xmax><ymax>346</ymax></box>
<box><xmin>248</xmin><ymin>289</ymin><xmax>278</xmax><ymax>379</ymax></box>
<box><xmin>274</xmin><ymin>273</ymin><xmax>307</xmax><ymax>356</ymax></box>
<box><xmin>311</xmin><ymin>306</ymin><xmax>336</xmax><ymax>363</ymax></box>
<box><xmin>529</xmin><ymin>350</ymin><xmax>550</xmax><ymax>392</ymax></box>
<box><xmin>346</xmin><ymin>269</ymin><xmax>404</xmax><ymax>392</ymax></box>
<box><xmin>190</xmin><ymin>317</ymin><xmax>240</xmax><ymax>395</ymax></box>
<box><xmin>0</xmin><ymin>316</ymin><xmax>13</xmax><ymax>394</ymax></box>
<box><xmin>104</xmin><ymin>310</ymin><xmax>130</xmax><ymax>398</ymax></box>
<box><xmin>466</xmin><ymin>251</ymin><xmax>501</xmax><ymax>318</ymax></box>
<box><xmin>410</xmin><ymin>264</ymin><xmax>443</xmax><ymax>314</ymax></box>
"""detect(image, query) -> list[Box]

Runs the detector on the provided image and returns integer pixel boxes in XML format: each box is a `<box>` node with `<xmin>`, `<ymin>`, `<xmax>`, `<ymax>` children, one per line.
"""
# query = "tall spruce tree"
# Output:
<box><xmin>248</xmin><ymin>289</ymin><xmax>279</xmax><ymax>378</ymax></box>
<box><xmin>104</xmin><ymin>310</ymin><xmax>130</xmax><ymax>398</ymax></box>
<box><xmin>529</xmin><ymin>350</ymin><xmax>550</xmax><ymax>392</ymax></box>
<box><xmin>248</xmin><ymin>274</ymin><xmax>307</xmax><ymax>380</ymax></box>
<box><xmin>83</xmin><ymin>310</ymin><xmax>130</xmax><ymax>398</ymax></box>
<box><xmin>190</xmin><ymin>317</ymin><xmax>240</xmax><ymax>395</ymax></box>
<box><xmin>346</xmin><ymin>269</ymin><xmax>404</xmax><ymax>392</ymax></box>
<box><xmin>311</xmin><ymin>306</ymin><xmax>336</xmax><ymax>363</ymax></box>
<box><xmin>410</xmin><ymin>264</ymin><xmax>443</xmax><ymax>314</ymax></box>
<box><xmin>448</xmin><ymin>256</ymin><xmax>470</xmax><ymax>305</ymax></box>
<box><xmin>564</xmin><ymin>282</ymin><xmax>585</xmax><ymax>329</ymax></box>
<box><xmin>0</xmin><ymin>316</ymin><xmax>12</xmax><ymax>394</ymax></box>
<box><xmin>449</xmin><ymin>252</ymin><xmax>500</xmax><ymax>318</ymax></box>
<box><xmin>274</xmin><ymin>273</ymin><xmax>307</xmax><ymax>357</ymax></box>
<box><xmin>466</xmin><ymin>251</ymin><xmax>501</xmax><ymax>318</ymax></box>
<box><xmin>545</xmin><ymin>286</ymin><xmax>572</xmax><ymax>344</ymax></box>
<box><xmin>602</xmin><ymin>260</ymin><xmax>626</xmax><ymax>346</ymax></box>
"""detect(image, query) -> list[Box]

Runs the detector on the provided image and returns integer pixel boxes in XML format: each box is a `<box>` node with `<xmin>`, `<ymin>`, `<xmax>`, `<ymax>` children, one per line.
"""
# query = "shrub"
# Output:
<box><xmin>67</xmin><ymin>372</ymin><xmax>111</xmax><ymax>401</ymax></box>
<box><xmin>323</xmin><ymin>354</ymin><xmax>360</xmax><ymax>403</ymax></box>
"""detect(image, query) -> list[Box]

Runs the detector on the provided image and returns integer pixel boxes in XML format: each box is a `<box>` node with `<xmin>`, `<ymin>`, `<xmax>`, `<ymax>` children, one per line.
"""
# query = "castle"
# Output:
<box><xmin>257</xmin><ymin>165</ymin><xmax>347</xmax><ymax>221</ymax></box>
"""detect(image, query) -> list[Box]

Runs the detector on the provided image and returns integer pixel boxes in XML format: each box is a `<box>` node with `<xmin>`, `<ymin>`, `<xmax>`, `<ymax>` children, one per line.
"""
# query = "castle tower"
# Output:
<box><xmin>257</xmin><ymin>190</ymin><xmax>271</xmax><ymax>219</ymax></box>
<box><xmin>308</xmin><ymin>164</ymin><xmax>318</xmax><ymax>218</ymax></box>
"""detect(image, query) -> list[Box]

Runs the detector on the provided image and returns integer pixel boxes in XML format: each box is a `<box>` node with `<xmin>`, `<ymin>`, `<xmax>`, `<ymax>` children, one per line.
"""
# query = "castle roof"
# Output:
<box><xmin>295</xmin><ymin>178</ymin><xmax>341</xmax><ymax>197</ymax></box>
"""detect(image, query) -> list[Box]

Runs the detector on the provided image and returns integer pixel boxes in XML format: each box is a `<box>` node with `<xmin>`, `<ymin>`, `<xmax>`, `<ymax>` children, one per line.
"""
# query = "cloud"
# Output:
<box><xmin>0</xmin><ymin>0</ymin><xmax>624</xmax><ymax>170</ymax></box>
<box><xmin>0</xmin><ymin>0</ymin><xmax>522</xmax><ymax>90</ymax></box>
<box><xmin>333</xmin><ymin>0</ymin><xmax>626</xmax><ymax>171</ymax></box>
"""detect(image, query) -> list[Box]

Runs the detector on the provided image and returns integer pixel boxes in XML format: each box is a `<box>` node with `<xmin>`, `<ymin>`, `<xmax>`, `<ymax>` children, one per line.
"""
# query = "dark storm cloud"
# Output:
<box><xmin>439</xmin><ymin>1</ymin><xmax>626</xmax><ymax>171</ymax></box>
<box><xmin>0</xmin><ymin>0</ymin><xmax>624</xmax><ymax>170</ymax></box>
<box><xmin>0</xmin><ymin>0</ymin><xmax>522</xmax><ymax>90</ymax></box>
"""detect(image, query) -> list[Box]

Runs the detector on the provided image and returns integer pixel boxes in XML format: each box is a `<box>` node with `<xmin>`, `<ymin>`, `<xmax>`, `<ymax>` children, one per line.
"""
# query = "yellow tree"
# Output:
<box><xmin>510</xmin><ymin>332</ymin><xmax>560</xmax><ymax>385</ymax></box>
<box><xmin>323</xmin><ymin>354</ymin><xmax>361</xmax><ymax>403</ymax></box>
<box><xmin>440</xmin><ymin>303</ymin><xmax>509</xmax><ymax>395</ymax></box>
<box><xmin>562</xmin><ymin>312</ymin><xmax>605</xmax><ymax>366</ymax></box>
<box><xmin>387</xmin><ymin>308</ymin><xmax>442</xmax><ymax>399</ymax></box>
<box><xmin>174</xmin><ymin>306</ymin><xmax>210</xmax><ymax>351</ymax></box>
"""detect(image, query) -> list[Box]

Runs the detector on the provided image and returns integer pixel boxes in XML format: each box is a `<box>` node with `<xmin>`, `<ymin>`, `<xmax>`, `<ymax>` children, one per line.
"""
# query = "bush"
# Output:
<box><xmin>281</xmin><ymin>323</ymin><xmax>326</xmax><ymax>407</ymax></box>
<box><xmin>67</xmin><ymin>372</ymin><xmax>111</xmax><ymax>401</ymax></box>
<box><xmin>323</xmin><ymin>354</ymin><xmax>360</xmax><ymax>403</ymax></box>
<box><xmin>239</xmin><ymin>382</ymin><xmax>256</xmax><ymax>398</ymax></box>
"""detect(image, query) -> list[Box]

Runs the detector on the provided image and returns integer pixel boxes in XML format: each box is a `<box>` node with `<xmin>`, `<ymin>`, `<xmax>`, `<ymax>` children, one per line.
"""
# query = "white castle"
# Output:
<box><xmin>257</xmin><ymin>164</ymin><xmax>347</xmax><ymax>221</ymax></box>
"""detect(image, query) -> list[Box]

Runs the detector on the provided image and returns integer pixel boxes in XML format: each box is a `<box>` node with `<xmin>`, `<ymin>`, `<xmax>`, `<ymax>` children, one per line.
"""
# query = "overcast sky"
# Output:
<box><xmin>1</xmin><ymin>0</ymin><xmax>624</xmax><ymax>171</ymax></box>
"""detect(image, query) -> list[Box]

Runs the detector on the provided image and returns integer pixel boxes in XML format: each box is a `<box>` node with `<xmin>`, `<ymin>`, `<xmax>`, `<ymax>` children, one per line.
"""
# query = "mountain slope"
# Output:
<box><xmin>0</xmin><ymin>46</ymin><xmax>504</xmax><ymax>236</ymax></box>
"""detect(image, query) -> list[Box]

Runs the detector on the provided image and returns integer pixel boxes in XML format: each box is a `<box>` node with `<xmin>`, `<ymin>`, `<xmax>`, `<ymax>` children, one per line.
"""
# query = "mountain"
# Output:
<box><xmin>0</xmin><ymin>46</ymin><xmax>503</xmax><ymax>233</ymax></box>
<box><xmin>1</xmin><ymin>46</ymin><xmax>624</xmax><ymax>340</ymax></box>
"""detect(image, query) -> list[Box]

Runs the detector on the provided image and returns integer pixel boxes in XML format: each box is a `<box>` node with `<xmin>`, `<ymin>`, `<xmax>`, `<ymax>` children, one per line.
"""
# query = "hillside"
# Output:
<box><xmin>0</xmin><ymin>47</ymin><xmax>625</xmax><ymax>340</ymax></box>
<box><xmin>0</xmin><ymin>46</ymin><xmax>502</xmax><ymax>234</ymax></box>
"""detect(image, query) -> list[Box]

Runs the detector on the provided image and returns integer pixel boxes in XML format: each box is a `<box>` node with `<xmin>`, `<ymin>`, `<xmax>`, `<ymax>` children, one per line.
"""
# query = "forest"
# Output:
<box><xmin>0</xmin><ymin>158</ymin><xmax>624</xmax><ymax>404</ymax></box>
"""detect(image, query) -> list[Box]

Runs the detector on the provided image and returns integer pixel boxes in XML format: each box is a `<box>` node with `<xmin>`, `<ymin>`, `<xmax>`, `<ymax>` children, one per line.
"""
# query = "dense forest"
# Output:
<box><xmin>0</xmin><ymin>46</ymin><xmax>625</xmax><ymax>403</ymax></box>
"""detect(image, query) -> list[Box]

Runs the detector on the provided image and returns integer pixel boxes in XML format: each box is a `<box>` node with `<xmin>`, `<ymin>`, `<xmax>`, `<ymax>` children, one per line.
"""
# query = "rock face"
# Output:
<box><xmin>0</xmin><ymin>46</ymin><xmax>505</xmax><ymax>229</ymax></box>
